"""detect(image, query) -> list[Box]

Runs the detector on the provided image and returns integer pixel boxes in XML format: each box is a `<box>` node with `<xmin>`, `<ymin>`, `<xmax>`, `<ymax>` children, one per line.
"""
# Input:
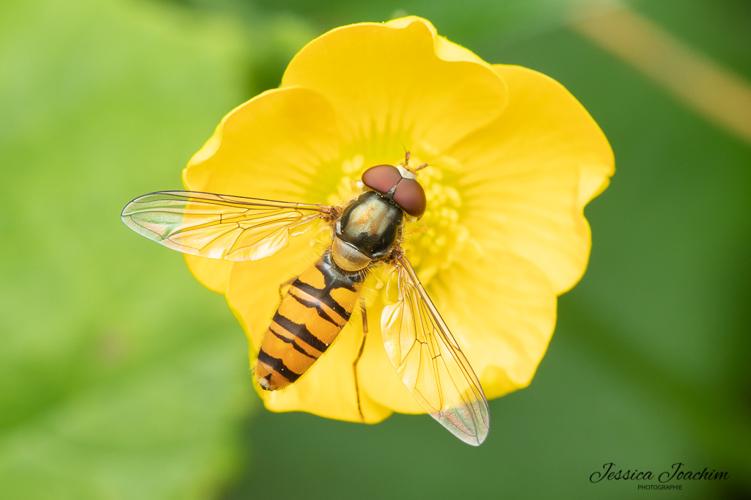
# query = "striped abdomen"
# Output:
<box><xmin>255</xmin><ymin>251</ymin><xmax>364</xmax><ymax>390</ymax></box>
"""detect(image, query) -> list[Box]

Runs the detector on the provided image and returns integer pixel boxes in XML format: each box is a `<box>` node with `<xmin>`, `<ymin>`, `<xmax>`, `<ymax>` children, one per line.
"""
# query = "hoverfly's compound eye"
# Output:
<box><xmin>362</xmin><ymin>165</ymin><xmax>401</xmax><ymax>194</ymax></box>
<box><xmin>362</xmin><ymin>163</ymin><xmax>427</xmax><ymax>217</ymax></box>
<box><xmin>393</xmin><ymin>178</ymin><xmax>426</xmax><ymax>217</ymax></box>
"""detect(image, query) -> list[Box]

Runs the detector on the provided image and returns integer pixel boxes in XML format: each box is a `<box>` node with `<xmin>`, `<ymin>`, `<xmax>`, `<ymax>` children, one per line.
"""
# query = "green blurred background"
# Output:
<box><xmin>2</xmin><ymin>0</ymin><xmax>749</xmax><ymax>498</ymax></box>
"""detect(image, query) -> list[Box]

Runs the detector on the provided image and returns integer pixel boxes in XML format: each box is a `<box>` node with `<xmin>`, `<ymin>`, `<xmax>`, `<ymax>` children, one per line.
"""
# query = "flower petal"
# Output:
<box><xmin>226</xmin><ymin>237</ymin><xmax>390</xmax><ymax>423</ymax></box>
<box><xmin>433</xmin><ymin>251</ymin><xmax>557</xmax><ymax>399</ymax></box>
<box><xmin>357</xmin><ymin>300</ymin><xmax>424</xmax><ymax>413</ymax></box>
<box><xmin>183</xmin><ymin>86</ymin><xmax>343</xmax><ymax>201</ymax></box>
<box><xmin>281</xmin><ymin>17</ymin><xmax>507</xmax><ymax>158</ymax></box>
<box><xmin>386</xmin><ymin>16</ymin><xmax>485</xmax><ymax>64</ymax></box>
<box><xmin>182</xmin><ymin>86</ymin><xmax>343</xmax><ymax>293</ymax></box>
<box><xmin>359</xmin><ymin>250</ymin><xmax>556</xmax><ymax>410</ymax></box>
<box><xmin>184</xmin><ymin>255</ymin><xmax>233</xmax><ymax>294</ymax></box>
<box><xmin>447</xmin><ymin>64</ymin><xmax>614</xmax><ymax>293</ymax></box>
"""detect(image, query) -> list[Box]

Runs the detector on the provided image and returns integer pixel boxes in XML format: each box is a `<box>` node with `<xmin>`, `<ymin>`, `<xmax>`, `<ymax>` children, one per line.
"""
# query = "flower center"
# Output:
<box><xmin>325</xmin><ymin>153</ymin><xmax>467</xmax><ymax>286</ymax></box>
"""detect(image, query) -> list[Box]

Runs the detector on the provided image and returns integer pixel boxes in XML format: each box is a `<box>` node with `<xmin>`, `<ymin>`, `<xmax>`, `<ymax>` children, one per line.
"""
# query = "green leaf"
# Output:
<box><xmin>0</xmin><ymin>0</ymin><xmax>254</xmax><ymax>498</ymax></box>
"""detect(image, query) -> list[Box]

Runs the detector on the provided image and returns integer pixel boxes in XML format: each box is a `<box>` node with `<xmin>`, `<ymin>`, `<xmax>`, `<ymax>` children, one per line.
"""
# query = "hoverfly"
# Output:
<box><xmin>121</xmin><ymin>152</ymin><xmax>489</xmax><ymax>445</ymax></box>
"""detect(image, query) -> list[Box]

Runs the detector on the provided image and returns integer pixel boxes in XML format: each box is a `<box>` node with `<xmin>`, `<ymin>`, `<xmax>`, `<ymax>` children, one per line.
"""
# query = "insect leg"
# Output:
<box><xmin>353</xmin><ymin>299</ymin><xmax>368</xmax><ymax>422</ymax></box>
<box><xmin>277</xmin><ymin>277</ymin><xmax>295</xmax><ymax>300</ymax></box>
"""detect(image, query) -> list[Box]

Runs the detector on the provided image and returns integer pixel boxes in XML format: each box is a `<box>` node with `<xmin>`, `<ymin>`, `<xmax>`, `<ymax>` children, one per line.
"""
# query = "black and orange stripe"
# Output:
<box><xmin>255</xmin><ymin>251</ymin><xmax>364</xmax><ymax>390</ymax></box>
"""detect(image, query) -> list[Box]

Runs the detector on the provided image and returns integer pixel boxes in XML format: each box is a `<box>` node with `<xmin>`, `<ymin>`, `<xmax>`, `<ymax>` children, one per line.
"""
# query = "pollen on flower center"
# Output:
<box><xmin>325</xmin><ymin>153</ymin><xmax>468</xmax><ymax>286</ymax></box>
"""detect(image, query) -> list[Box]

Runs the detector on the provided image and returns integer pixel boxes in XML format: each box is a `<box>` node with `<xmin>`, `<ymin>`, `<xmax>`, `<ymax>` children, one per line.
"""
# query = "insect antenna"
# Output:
<box><xmin>400</xmin><ymin>150</ymin><xmax>428</xmax><ymax>175</ymax></box>
<box><xmin>409</xmin><ymin>162</ymin><xmax>429</xmax><ymax>173</ymax></box>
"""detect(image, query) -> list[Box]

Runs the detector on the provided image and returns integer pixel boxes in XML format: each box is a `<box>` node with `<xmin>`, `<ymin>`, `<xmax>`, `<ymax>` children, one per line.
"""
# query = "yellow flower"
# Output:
<box><xmin>182</xmin><ymin>16</ymin><xmax>614</xmax><ymax>423</ymax></box>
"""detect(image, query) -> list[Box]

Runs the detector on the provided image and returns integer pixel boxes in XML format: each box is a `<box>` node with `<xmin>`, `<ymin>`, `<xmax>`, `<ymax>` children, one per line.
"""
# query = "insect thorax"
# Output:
<box><xmin>331</xmin><ymin>191</ymin><xmax>403</xmax><ymax>272</ymax></box>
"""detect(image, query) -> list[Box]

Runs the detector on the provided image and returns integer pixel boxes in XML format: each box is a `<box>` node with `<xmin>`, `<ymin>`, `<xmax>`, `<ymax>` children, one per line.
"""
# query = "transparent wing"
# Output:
<box><xmin>381</xmin><ymin>254</ymin><xmax>490</xmax><ymax>446</ymax></box>
<box><xmin>121</xmin><ymin>190</ymin><xmax>334</xmax><ymax>261</ymax></box>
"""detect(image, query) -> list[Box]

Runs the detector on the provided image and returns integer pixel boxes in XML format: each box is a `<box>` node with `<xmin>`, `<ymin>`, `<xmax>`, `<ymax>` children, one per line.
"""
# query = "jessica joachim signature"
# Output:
<box><xmin>590</xmin><ymin>462</ymin><xmax>729</xmax><ymax>484</ymax></box>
